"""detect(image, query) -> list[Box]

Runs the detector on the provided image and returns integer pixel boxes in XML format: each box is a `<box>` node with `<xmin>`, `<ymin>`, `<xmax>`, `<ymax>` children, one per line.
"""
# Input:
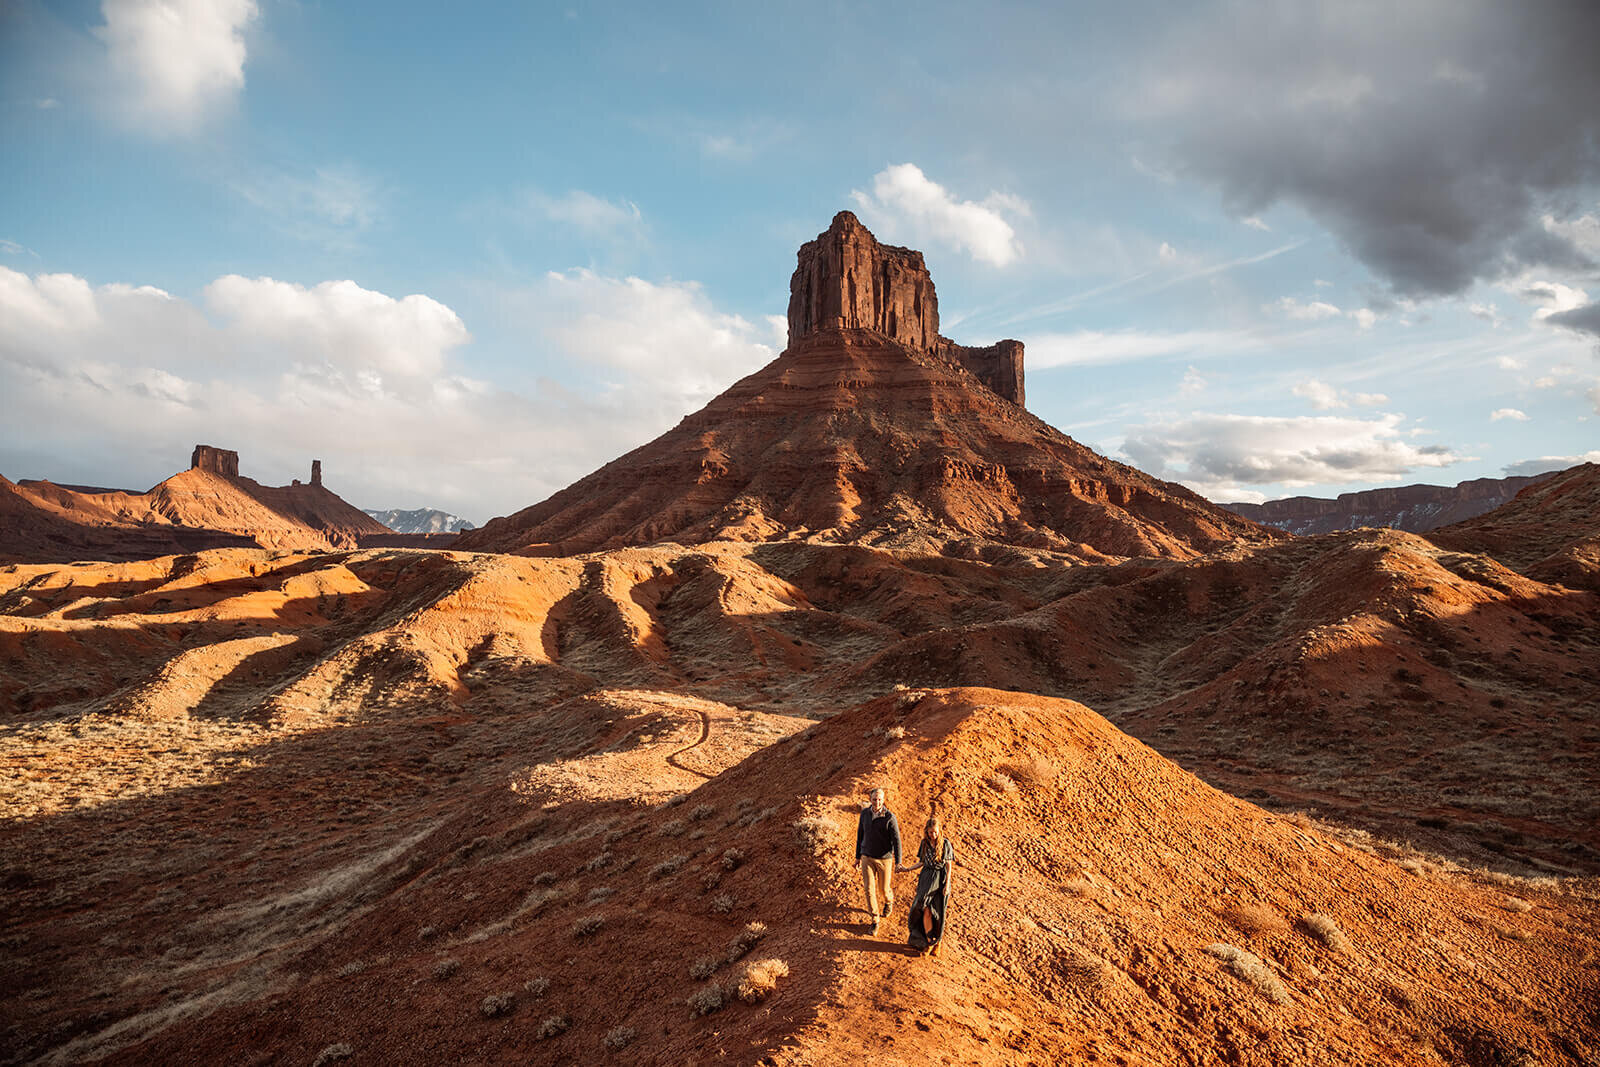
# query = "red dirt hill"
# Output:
<box><xmin>1428</xmin><ymin>462</ymin><xmax>1600</xmax><ymax>589</ymax></box>
<box><xmin>1</xmin><ymin>448</ymin><xmax>389</xmax><ymax>563</ymax></box>
<box><xmin>459</xmin><ymin>214</ymin><xmax>1275</xmax><ymax>561</ymax></box>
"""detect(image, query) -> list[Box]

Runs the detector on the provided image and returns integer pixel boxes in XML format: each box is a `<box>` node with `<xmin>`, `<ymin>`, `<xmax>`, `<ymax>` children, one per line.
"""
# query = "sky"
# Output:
<box><xmin>3</xmin><ymin>1</ymin><xmax>1598</xmax><ymax>523</ymax></box>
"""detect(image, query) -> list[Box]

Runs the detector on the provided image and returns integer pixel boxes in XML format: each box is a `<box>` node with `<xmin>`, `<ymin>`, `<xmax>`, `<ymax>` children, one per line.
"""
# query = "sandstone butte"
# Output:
<box><xmin>458</xmin><ymin>211</ymin><xmax>1276</xmax><ymax>561</ymax></box>
<box><xmin>1</xmin><ymin>216</ymin><xmax>1598</xmax><ymax>1067</ymax></box>
<box><xmin>0</xmin><ymin>445</ymin><xmax>396</xmax><ymax>563</ymax></box>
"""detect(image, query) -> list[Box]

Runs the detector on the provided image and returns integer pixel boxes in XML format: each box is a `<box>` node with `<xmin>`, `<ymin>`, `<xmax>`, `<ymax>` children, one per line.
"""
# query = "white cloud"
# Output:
<box><xmin>204</xmin><ymin>276</ymin><xmax>469</xmax><ymax>379</ymax></box>
<box><xmin>532</xmin><ymin>270</ymin><xmax>774</xmax><ymax>406</ymax></box>
<box><xmin>1468</xmin><ymin>303</ymin><xmax>1503</xmax><ymax>327</ymax></box>
<box><xmin>1158</xmin><ymin>241</ymin><xmax>1179</xmax><ymax>262</ymax></box>
<box><xmin>1121</xmin><ymin>411</ymin><xmax>1462</xmax><ymax>498</ymax></box>
<box><xmin>1489</xmin><ymin>407</ymin><xmax>1529</xmax><ymax>422</ymax></box>
<box><xmin>850</xmin><ymin>164</ymin><xmax>1024</xmax><ymax>267</ymax></box>
<box><xmin>1514</xmin><ymin>278</ymin><xmax>1589</xmax><ymax>321</ymax></box>
<box><xmin>1496</xmin><ymin>356</ymin><xmax>1523</xmax><ymax>370</ymax></box>
<box><xmin>1349</xmin><ymin>308</ymin><xmax>1377</xmax><ymax>330</ymax></box>
<box><xmin>0</xmin><ymin>263</ymin><xmax>817</xmax><ymax>518</ymax></box>
<box><xmin>1291</xmin><ymin>379</ymin><xmax>1387</xmax><ymax>410</ymax></box>
<box><xmin>1503</xmin><ymin>451</ymin><xmax>1600</xmax><ymax>477</ymax></box>
<box><xmin>1028</xmin><ymin>328</ymin><xmax>1260</xmax><ymax>369</ymax></box>
<box><xmin>232</xmin><ymin>165</ymin><xmax>381</xmax><ymax>248</ymax></box>
<box><xmin>1542</xmin><ymin>211</ymin><xmax>1600</xmax><ymax>260</ymax></box>
<box><xmin>1179</xmin><ymin>365</ymin><xmax>1207</xmax><ymax>395</ymax></box>
<box><xmin>1241</xmin><ymin>216</ymin><xmax>1270</xmax><ymax>232</ymax></box>
<box><xmin>1277</xmin><ymin>297</ymin><xmax>1343</xmax><ymax>321</ymax></box>
<box><xmin>95</xmin><ymin>0</ymin><xmax>258</xmax><ymax>133</ymax></box>
<box><xmin>1590</xmin><ymin>382</ymin><xmax>1600</xmax><ymax>416</ymax></box>
<box><xmin>536</xmin><ymin>190</ymin><xmax>643</xmax><ymax>234</ymax></box>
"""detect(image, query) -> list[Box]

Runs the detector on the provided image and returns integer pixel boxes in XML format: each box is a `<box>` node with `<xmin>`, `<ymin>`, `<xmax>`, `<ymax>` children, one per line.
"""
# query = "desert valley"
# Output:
<box><xmin>2</xmin><ymin>213</ymin><xmax>1597</xmax><ymax>1066</ymax></box>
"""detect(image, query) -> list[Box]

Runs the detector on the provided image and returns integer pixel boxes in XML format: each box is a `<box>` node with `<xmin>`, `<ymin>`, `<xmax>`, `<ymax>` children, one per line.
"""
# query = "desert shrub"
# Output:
<box><xmin>1062</xmin><ymin>877</ymin><xmax>1098</xmax><ymax>898</ymax></box>
<box><xmin>1223</xmin><ymin>903</ymin><xmax>1289</xmax><ymax>938</ymax></box>
<box><xmin>721</xmin><ymin>848</ymin><xmax>745</xmax><ymax>871</ymax></box>
<box><xmin>1003</xmin><ymin>755</ymin><xmax>1056</xmax><ymax>789</ymax></box>
<box><xmin>711</xmin><ymin>893</ymin><xmax>736</xmax><ymax>914</ymax></box>
<box><xmin>572</xmin><ymin>914</ymin><xmax>605</xmax><ymax>938</ymax></box>
<box><xmin>604</xmin><ymin>1025</ymin><xmax>637</xmax><ymax>1050</ymax></box>
<box><xmin>604</xmin><ymin>828</ymin><xmax>627</xmax><ymax>845</ymax></box>
<box><xmin>418</xmin><ymin>925</ymin><xmax>437</xmax><ymax>940</ymax></box>
<box><xmin>536</xmin><ymin>1013</ymin><xmax>570</xmax><ymax>1039</ymax></box>
<box><xmin>884</xmin><ymin>725</ymin><xmax>906</xmax><ymax>740</ymax></box>
<box><xmin>480</xmin><ymin>992</ymin><xmax>515</xmax><ymax>1018</ymax></box>
<box><xmin>735</xmin><ymin>957</ymin><xmax>789</xmax><ymax>1002</ymax></box>
<box><xmin>311</xmin><ymin>1043</ymin><xmax>352</xmax><ymax>1067</ymax></box>
<box><xmin>987</xmin><ymin>772</ymin><xmax>1018</xmax><ymax>794</ymax></box>
<box><xmin>587</xmin><ymin>886</ymin><xmax>615</xmax><ymax>903</ymax></box>
<box><xmin>689</xmin><ymin>828</ymin><xmax>707</xmax><ymax>840</ymax></box>
<box><xmin>658</xmin><ymin>819</ymin><xmax>687</xmax><ymax>837</ymax></box>
<box><xmin>523</xmin><ymin>976</ymin><xmax>550</xmax><ymax>998</ymax></box>
<box><xmin>1299</xmin><ymin>912</ymin><xmax>1351</xmax><ymax>952</ymax></box>
<box><xmin>585</xmin><ymin>851</ymin><xmax>613</xmax><ymax>872</ymax></box>
<box><xmin>736</xmin><ymin>797</ymin><xmax>755</xmax><ymax>810</ymax></box>
<box><xmin>1056</xmin><ymin>948</ymin><xmax>1112</xmax><ymax>988</ymax></box>
<box><xmin>687</xmin><ymin>982</ymin><xmax>725</xmax><ymax>1017</ymax></box>
<box><xmin>337</xmin><ymin>960</ymin><xmax>366</xmax><ymax>977</ymax></box>
<box><xmin>650</xmin><ymin>855</ymin><xmax>688</xmax><ymax>880</ymax></box>
<box><xmin>532</xmin><ymin>871</ymin><xmax>558</xmax><ymax>886</ymax></box>
<box><xmin>689</xmin><ymin>803</ymin><xmax>716</xmax><ymax>821</ymax></box>
<box><xmin>432</xmin><ymin>957</ymin><xmax>461</xmax><ymax>980</ymax></box>
<box><xmin>665</xmin><ymin>794</ymin><xmax>687</xmax><ymax>807</ymax></box>
<box><xmin>793</xmin><ymin>816</ymin><xmax>830</xmax><ymax>852</ymax></box>
<box><xmin>727</xmin><ymin>921</ymin><xmax>767</xmax><ymax>962</ymax></box>
<box><xmin>700</xmin><ymin>870</ymin><xmax>723</xmax><ymax>891</ymax></box>
<box><xmin>689</xmin><ymin>955</ymin><xmax>720</xmax><ymax>980</ymax></box>
<box><xmin>1502</xmin><ymin>897</ymin><xmax>1533</xmax><ymax>913</ymax></box>
<box><xmin>1205</xmin><ymin>943</ymin><xmax>1291</xmax><ymax>1004</ymax></box>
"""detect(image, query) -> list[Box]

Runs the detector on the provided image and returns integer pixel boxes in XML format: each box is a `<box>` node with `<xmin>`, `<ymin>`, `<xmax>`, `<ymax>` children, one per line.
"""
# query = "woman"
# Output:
<box><xmin>899</xmin><ymin>815</ymin><xmax>955</xmax><ymax>956</ymax></box>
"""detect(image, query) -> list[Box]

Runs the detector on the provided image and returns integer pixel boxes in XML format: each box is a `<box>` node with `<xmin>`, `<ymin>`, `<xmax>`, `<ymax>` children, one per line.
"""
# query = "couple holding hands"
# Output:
<box><xmin>854</xmin><ymin>787</ymin><xmax>955</xmax><ymax>956</ymax></box>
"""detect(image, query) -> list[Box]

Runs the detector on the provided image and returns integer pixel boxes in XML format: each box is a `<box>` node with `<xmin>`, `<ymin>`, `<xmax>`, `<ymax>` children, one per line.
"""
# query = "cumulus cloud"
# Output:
<box><xmin>1545</xmin><ymin>301</ymin><xmax>1600</xmax><ymax>339</ymax></box>
<box><xmin>851</xmin><ymin>164</ymin><xmax>1025</xmax><ymax>267</ymax></box>
<box><xmin>1272</xmin><ymin>296</ymin><xmax>1377</xmax><ymax>328</ymax></box>
<box><xmin>1489</xmin><ymin>407</ymin><xmax>1529</xmax><ymax>422</ymax></box>
<box><xmin>95</xmin><ymin>0</ymin><xmax>258</xmax><ymax>133</ymax></box>
<box><xmin>1468</xmin><ymin>303</ymin><xmax>1503</xmax><ymax>327</ymax></box>
<box><xmin>1503</xmin><ymin>451</ymin><xmax>1600</xmax><ymax>477</ymax></box>
<box><xmin>1121</xmin><ymin>411</ymin><xmax>1462</xmax><ymax>497</ymax></box>
<box><xmin>0</xmin><ymin>265</ymin><xmax>771</xmax><ymax>520</ymax></box>
<box><xmin>1292</xmin><ymin>379</ymin><xmax>1388</xmax><ymax>410</ymax></box>
<box><xmin>1138</xmin><ymin>2</ymin><xmax>1600</xmax><ymax>298</ymax></box>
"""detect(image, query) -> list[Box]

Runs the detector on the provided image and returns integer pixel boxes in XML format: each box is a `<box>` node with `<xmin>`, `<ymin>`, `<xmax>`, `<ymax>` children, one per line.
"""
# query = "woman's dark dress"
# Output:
<box><xmin>907</xmin><ymin>838</ymin><xmax>954</xmax><ymax>951</ymax></box>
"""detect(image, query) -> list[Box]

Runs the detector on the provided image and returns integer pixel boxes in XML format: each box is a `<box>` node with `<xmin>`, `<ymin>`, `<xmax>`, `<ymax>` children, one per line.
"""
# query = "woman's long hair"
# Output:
<box><xmin>924</xmin><ymin>815</ymin><xmax>943</xmax><ymax>859</ymax></box>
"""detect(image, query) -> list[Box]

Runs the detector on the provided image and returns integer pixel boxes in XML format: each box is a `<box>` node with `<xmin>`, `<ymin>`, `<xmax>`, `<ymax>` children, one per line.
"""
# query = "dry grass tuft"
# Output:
<box><xmin>1223</xmin><ymin>903</ymin><xmax>1289</xmax><ymax>938</ymax></box>
<box><xmin>650</xmin><ymin>854</ymin><xmax>688</xmax><ymax>880</ymax></box>
<box><xmin>1299</xmin><ymin>912</ymin><xmax>1351</xmax><ymax>952</ymax></box>
<box><xmin>884</xmin><ymin>725</ymin><xmax>906</xmax><ymax>740</ymax></box>
<box><xmin>572</xmin><ymin>914</ymin><xmax>605</xmax><ymax>938</ymax></box>
<box><xmin>1205</xmin><ymin>943</ymin><xmax>1291</xmax><ymax>1004</ymax></box>
<box><xmin>735</xmin><ymin>957</ymin><xmax>790</xmax><ymax>1002</ymax></box>
<box><xmin>986</xmin><ymin>771</ymin><xmax>1018</xmax><ymax>794</ymax></box>
<box><xmin>523</xmin><ymin>976</ymin><xmax>550</xmax><ymax>998</ymax></box>
<box><xmin>1056</xmin><ymin>948</ymin><xmax>1112</xmax><ymax>988</ymax></box>
<box><xmin>585</xmin><ymin>851</ymin><xmax>613</xmax><ymax>872</ymax></box>
<box><xmin>532</xmin><ymin>870</ymin><xmax>558</xmax><ymax>886</ymax></box>
<box><xmin>536</xmin><ymin>1013</ymin><xmax>570</xmax><ymax>1039</ymax></box>
<box><xmin>432</xmin><ymin>957</ymin><xmax>461</xmax><ymax>980</ymax></box>
<box><xmin>689</xmin><ymin>955</ymin><xmax>720</xmax><ymax>981</ymax></box>
<box><xmin>480</xmin><ymin>992</ymin><xmax>515</xmax><ymax>1018</ymax></box>
<box><xmin>1502</xmin><ymin>897</ymin><xmax>1533</xmax><ymax>913</ymax></box>
<box><xmin>311</xmin><ymin>1043</ymin><xmax>353</xmax><ymax>1067</ymax></box>
<box><xmin>792</xmin><ymin>816</ymin><xmax>830</xmax><ymax>853</ymax></box>
<box><xmin>727</xmin><ymin>921</ymin><xmax>767</xmax><ymax>962</ymax></box>
<box><xmin>721</xmin><ymin>848</ymin><xmax>745</xmax><ymax>871</ymax></box>
<box><xmin>657</xmin><ymin>819</ymin><xmax>687</xmax><ymax>837</ymax></box>
<box><xmin>604</xmin><ymin>1025</ymin><xmax>637</xmax><ymax>1050</ymax></box>
<box><xmin>711</xmin><ymin>893</ymin><xmax>736</xmax><ymax>914</ymax></box>
<box><xmin>1002</xmin><ymin>755</ymin><xmax>1057</xmax><ymax>789</ymax></box>
<box><xmin>689</xmin><ymin>803</ymin><xmax>716</xmax><ymax>821</ymax></box>
<box><xmin>687</xmin><ymin>982</ymin><xmax>725</xmax><ymax>1017</ymax></box>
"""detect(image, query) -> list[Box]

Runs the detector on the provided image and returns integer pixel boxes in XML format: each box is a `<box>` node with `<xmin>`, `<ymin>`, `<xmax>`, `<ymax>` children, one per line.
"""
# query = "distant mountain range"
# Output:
<box><xmin>363</xmin><ymin>508</ymin><xmax>476</xmax><ymax>534</ymax></box>
<box><xmin>1220</xmin><ymin>472</ymin><xmax>1557</xmax><ymax>535</ymax></box>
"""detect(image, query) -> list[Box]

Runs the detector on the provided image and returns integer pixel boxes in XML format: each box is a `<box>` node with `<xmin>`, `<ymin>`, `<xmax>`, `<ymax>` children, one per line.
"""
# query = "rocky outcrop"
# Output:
<box><xmin>1223</xmin><ymin>473</ymin><xmax>1556</xmax><ymax>535</ymax></box>
<box><xmin>787</xmin><ymin>211</ymin><xmax>1026</xmax><ymax>407</ymax></box>
<box><xmin>311</xmin><ymin>460</ymin><xmax>322</xmax><ymax>487</ymax></box>
<box><xmin>190</xmin><ymin>445</ymin><xmax>239</xmax><ymax>478</ymax></box>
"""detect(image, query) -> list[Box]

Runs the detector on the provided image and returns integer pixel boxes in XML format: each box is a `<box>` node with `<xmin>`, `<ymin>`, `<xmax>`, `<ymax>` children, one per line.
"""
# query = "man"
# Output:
<box><xmin>855</xmin><ymin>787</ymin><xmax>902</xmax><ymax>933</ymax></box>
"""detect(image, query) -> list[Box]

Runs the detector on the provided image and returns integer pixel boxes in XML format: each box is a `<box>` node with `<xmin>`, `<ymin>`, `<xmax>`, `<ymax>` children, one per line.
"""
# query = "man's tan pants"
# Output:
<box><xmin>860</xmin><ymin>855</ymin><xmax>894</xmax><ymax>918</ymax></box>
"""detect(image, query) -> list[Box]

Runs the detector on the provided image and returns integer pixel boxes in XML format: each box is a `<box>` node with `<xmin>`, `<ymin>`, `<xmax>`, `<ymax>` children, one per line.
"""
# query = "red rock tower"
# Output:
<box><xmin>787</xmin><ymin>211</ymin><xmax>1025</xmax><ymax>407</ymax></box>
<box><xmin>311</xmin><ymin>460</ymin><xmax>322</xmax><ymax>487</ymax></box>
<box><xmin>190</xmin><ymin>445</ymin><xmax>239</xmax><ymax>478</ymax></box>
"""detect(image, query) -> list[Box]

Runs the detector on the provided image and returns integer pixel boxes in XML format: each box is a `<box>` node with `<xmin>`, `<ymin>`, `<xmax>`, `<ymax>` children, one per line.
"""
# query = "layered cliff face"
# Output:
<box><xmin>1223</xmin><ymin>473</ymin><xmax>1554</xmax><ymax>535</ymax></box>
<box><xmin>460</xmin><ymin>215</ymin><xmax>1272</xmax><ymax>559</ymax></box>
<box><xmin>788</xmin><ymin>211</ymin><xmax>1025</xmax><ymax>406</ymax></box>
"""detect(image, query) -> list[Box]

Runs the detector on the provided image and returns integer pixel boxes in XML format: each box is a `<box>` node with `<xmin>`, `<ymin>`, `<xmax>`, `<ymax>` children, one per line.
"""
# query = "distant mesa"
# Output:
<box><xmin>1223</xmin><ymin>471</ymin><xmax>1557</xmax><ymax>536</ymax></box>
<box><xmin>1</xmin><ymin>445</ymin><xmax>388</xmax><ymax>564</ymax></box>
<box><xmin>789</xmin><ymin>210</ymin><xmax>1025</xmax><ymax>407</ymax></box>
<box><xmin>458</xmin><ymin>212</ymin><xmax>1274</xmax><ymax>559</ymax></box>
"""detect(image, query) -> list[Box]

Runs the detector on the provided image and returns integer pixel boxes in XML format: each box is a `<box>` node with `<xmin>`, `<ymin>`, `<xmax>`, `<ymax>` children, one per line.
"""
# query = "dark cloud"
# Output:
<box><xmin>1546</xmin><ymin>300</ymin><xmax>1600</xmax><ymax>339</ymax></box>
<box><xmin>1144</xmin><ymin>1</ymin><xmax>1600</xmax><ymax>298</ymax></box>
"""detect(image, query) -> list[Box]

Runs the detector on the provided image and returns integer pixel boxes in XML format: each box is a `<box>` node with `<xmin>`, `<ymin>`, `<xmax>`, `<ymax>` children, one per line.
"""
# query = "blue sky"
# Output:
<box><xmin>3</xmin><ymin>1</ymin><xmax>1598</xmax><ymax>522</ymax></box>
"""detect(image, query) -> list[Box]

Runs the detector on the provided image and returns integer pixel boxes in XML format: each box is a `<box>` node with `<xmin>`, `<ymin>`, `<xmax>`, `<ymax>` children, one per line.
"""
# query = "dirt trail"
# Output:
<box><xmin>665</xmin><ymin>707</ymin><xmax>715</xmax><ymax>778</ymax></box>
